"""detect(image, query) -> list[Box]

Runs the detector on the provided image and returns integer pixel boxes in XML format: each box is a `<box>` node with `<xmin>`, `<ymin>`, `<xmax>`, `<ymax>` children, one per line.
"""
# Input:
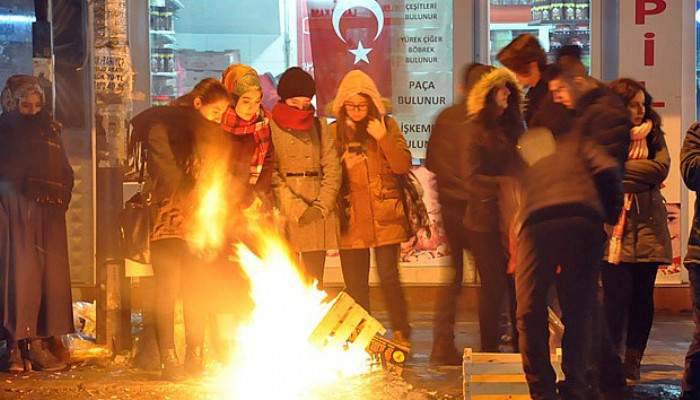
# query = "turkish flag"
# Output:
<box><xmin>306</xmin><ymin>0</ymin><xmax>394</xmax><ymax>116</ymax></box>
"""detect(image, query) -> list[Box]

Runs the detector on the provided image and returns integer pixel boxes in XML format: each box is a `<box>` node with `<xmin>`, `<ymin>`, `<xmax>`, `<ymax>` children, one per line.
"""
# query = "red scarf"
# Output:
<box><xmin>221</xmin><ymin>106</ymin><xmax>271</xmax><ymax>181</ymax></box>
<box><xmin>271</xmin><ymin>102</ymin><xmax>314</xmax><ymax>132</ymax></box>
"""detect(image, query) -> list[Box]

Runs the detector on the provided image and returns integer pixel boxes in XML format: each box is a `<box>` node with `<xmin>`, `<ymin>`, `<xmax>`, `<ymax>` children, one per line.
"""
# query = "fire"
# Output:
<box><xmin>188</xmin><ymin>147</ymin><xmax>375</xmax><ymax>398</ymax></box>
<box><xmin>210</xmin><ymin>236</ymin><xmax>373</xmax><ymax>399</ymax></box>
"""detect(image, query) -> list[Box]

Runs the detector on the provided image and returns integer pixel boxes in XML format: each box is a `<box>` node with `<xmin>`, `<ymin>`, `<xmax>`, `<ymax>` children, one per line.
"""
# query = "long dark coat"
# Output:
<box><xmin>0</xmin><ymin>111</ymin><xmax>74</xmax><ymax>341</ymax></box>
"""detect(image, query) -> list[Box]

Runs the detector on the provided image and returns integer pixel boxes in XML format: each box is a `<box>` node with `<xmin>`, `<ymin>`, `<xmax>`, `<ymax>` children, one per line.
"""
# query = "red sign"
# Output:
<box><xmin>306</xmin><ymin>0</ymin><xmax>394</xmax><ymax>116</ymax></box>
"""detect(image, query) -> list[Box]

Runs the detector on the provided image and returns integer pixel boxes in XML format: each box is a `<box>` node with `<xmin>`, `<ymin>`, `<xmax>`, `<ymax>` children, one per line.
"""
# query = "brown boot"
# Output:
<box><xmin>28</xmin><ymin>339</ymin><xmax>66</xmax><ymax>372</ymax></box>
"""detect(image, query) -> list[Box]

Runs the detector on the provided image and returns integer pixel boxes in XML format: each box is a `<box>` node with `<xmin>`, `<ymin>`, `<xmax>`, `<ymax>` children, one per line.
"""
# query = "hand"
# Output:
<box><xmin>367</xmin><ymin>118</ymin><xmax>387</xmax><ymax>141</ymax></box>
<box><xmin>342</xmin><ymin>151</ymin><xmax>366</xmax><ymax>169</ymax></box>
<box><xmin>298</xmin><ymin>206</ymin><xmax>323</xmax><ymax>226</ymax></box>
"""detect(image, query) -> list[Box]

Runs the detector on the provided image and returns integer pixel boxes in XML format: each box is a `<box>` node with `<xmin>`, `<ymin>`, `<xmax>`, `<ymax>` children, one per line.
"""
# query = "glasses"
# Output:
<box><xmin>343</xmin><ymin>103</ymin><xmax>369</xmax><ymax>112</ymax></box>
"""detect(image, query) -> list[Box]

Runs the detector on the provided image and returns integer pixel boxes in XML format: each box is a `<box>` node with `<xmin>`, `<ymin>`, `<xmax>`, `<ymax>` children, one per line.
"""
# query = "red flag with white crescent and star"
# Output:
<box><xmin>306</xmin><ymin>0</ymin><xmax>394</xmax><ymax>116</ymax></box>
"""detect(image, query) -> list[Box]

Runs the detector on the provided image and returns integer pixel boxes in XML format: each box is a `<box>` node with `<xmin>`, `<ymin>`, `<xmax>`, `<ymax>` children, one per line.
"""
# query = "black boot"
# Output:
<box><xmin>160</xmin><ymin>349</ymin><xmax>185</xmax><ymax>382</ymax></box>
<box><xmin>29</xmin><ymin>339</ymin><xmax>66</xmax><ymax>372</ymax></box>
<box><xmin>184</xmin><ymin>346</ymin><xmax>204</xmax><ymax>377</ymax></box>
<box><xmin>624</xmin><ymin>349</ymin><xmax>642</xmax><ymax>382</ymax></box>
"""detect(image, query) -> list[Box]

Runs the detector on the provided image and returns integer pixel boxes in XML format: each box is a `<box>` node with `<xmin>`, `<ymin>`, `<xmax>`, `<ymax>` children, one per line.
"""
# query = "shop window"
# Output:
<box><xmin>144</xmin><ymin>0</ymin><xmax>458</xmax><ymax>277</ymax></box>
<box><xmin>489</xmin><ymin>0</ymin><xmax>592</xmax><ymax>70</ymax></box>
<box><xmin>146</xmin><ymin>0</ymin><xmax>453</xmax><ymax>161</ymax></box>
<box><xmin>0</xmin><ymin>1</ymin><xmax>35</xmax><ymax>96</ymax></box>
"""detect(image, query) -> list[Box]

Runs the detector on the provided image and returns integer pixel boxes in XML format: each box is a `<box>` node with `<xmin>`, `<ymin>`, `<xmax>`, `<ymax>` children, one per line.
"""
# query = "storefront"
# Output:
<box><xmin>130</xmin><ymin>1</ymin><xmax>693</xmax><ymax>291</ymax></box>
<box><xmin>2</xmin><ymin>1</ymin><xmax>695</xmax><ymax>307</ymax></box>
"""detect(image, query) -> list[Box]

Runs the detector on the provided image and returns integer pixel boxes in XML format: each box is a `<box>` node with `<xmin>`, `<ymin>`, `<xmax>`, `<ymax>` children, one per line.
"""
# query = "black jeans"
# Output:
<box><xmin>339</xmin><ymin>244</ymin><xmax>411</xmax><ymax>335</ymax></box>
<box><xmin>682</xmin><ymin>264</ymin><xmax>700</xmax><ymax>399</ymax></box>
<box><xmin>601</xmin><ymin>262</ymin><xmax>659</xmax><ymax>358</ymax></box>
<box><xmin>151</xmin><ymin>239</ymin><xmax>206</xmax><ymax>356</ymax></box>
<box><xmin>300</xmin><ymin>250</ymin><xmax>327</xmax><ymax>289</ymax></box>
<box><xmin>467</xmin><ymin>229</ymin><xmax>512</xmax><ymax>352</ymax></box>
<box><xmin>433</xmin><ymin>201</ymin><xmax>468</xmax><ymax>346</ymax></box>
<box><xmin>590</xmin><ymin>283</ymin><xmax>626</xmax><ymax>393</ymax></box>
<box><xmin>516</xmin><ymin>217</ymin><xmax>601</xmax><ymax>400</ymax></box>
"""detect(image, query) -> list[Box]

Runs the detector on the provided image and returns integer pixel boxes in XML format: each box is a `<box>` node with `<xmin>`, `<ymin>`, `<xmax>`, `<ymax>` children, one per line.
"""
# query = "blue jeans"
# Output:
<box><xmin>682</xmin><ymin>264</ymin><xmax>700</xmax><ymax>399</ymax></box>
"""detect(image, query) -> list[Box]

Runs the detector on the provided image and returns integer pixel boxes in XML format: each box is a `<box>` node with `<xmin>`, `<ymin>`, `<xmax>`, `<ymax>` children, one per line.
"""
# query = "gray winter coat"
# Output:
<box><xmin>271</xmin><ymin>118</ymin><xmax>341</xmax><ymax>252</ymax></box>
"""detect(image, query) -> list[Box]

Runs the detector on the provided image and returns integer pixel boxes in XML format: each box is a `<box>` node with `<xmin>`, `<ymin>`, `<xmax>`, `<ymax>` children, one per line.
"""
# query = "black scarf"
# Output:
<box><xmin>1</xmin><ymin>111</ymin><xmax>73</xmax><ymax>207</ymax></box>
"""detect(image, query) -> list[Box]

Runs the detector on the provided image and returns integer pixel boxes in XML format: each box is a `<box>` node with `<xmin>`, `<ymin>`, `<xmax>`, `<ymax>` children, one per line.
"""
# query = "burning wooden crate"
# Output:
<box><xmin>309</xmin><ymin>292</ymin><xmax>410</xmax><ymax>373</ymax></box>
<box><xmin>463</xmin><ymin>348</ymin><xmax>562</xmax><ymax>400</ymax></box>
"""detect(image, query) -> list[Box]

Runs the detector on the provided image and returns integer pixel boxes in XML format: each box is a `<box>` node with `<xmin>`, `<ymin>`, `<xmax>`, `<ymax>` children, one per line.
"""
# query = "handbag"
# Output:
<box><xmin>398</xmin><ymin>171</ymin><xmax>432</xmax><ymax>238</ymax></box>
<box><xmin>120</xmin><ymin>148</ymin><xmax>152</xmax><ymax>264</ymax></box>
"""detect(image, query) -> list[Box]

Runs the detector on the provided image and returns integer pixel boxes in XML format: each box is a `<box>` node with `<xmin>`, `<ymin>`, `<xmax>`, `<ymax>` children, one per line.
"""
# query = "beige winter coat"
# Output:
<box><xmin>271</xmin><ymin>118</ymin><xmax>341</xmax><ymax>252</ymax></box>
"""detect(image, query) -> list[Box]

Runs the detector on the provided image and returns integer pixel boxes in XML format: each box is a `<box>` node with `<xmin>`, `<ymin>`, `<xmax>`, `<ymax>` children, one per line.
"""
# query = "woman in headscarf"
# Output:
<box><xmin>0</xmin><ymin>80</ymin><xmax>74</xmax><ymax>373</ymax></box>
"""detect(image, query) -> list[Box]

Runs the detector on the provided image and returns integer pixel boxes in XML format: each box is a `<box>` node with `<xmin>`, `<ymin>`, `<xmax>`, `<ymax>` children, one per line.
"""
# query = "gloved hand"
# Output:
<box><xmin>298</xmin><ymin>206</ymin><xmax>323</xmax><ymax>226</ymax></box>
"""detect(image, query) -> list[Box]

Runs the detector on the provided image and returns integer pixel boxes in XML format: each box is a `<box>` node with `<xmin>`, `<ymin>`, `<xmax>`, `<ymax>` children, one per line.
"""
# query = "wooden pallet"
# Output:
<box><xmin>308</xmin><ymin>291</ymin><xmax>409</xmax><ymax>372</ymax></box>
<box><xmin>463</xmin><ymin>348</ymin><xmax>563</xmax><ymax>400</ymax></box>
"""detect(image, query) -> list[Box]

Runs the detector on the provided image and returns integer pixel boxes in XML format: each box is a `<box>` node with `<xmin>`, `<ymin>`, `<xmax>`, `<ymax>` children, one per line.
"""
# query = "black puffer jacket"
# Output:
<box><xmin>574</xmin><ymin>85</ymin><xmax>632</xmax><ymax>167</ymax></box>
<box><xmin>681</xmin><ymin>123</ymin><xmax>700</xmax><ymax>266</ymax></box>
<box><xmin>457</xmin><ymin>68</ymin><xmax>524</xmax><ymax>233</ymax></box>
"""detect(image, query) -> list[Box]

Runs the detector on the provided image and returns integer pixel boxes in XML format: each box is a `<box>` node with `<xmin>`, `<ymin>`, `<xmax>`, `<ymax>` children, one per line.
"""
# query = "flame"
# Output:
<box><xmin>187</xmin><ymin>144</ymin><xmax>374</xmax><ymax>398</ymax></box>
<box><xmin>209</xmin><ymin>234</ymin><xmax>373</xmax><ymax>399</ymax></box>
<box><xmin>188</xmin><ymin>144</ymin><xmax>231</xmax><ymax>255</ymax></box>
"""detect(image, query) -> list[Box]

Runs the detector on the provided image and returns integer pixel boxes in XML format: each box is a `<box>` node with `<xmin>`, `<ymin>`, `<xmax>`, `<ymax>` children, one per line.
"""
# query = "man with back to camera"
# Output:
<box><xmin>514</xmin><ymin>61</ymin><xmax>629</xmax><ymax>400</ymax></box>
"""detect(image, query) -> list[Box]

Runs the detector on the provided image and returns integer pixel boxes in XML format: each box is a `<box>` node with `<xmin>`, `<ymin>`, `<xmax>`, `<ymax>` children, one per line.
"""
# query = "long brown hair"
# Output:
<box><xmin>334</xmin><ymin>93</ymin><xmax>382</xmax><ymax>153</ymax></box>
<box><xmin>609</xmin><ymin>78</ymin><xmax>663</xmax><ymax>155</ymax></box>
<box><xmin>171</xmin><ymin>78</ymin><xmax>229</xmax><ymax>108</ymax></box>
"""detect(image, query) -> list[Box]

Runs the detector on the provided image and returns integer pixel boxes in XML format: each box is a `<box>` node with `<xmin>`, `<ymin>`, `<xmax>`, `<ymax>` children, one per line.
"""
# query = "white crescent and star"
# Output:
<box><xmin>349</xmin><ymin>40</ymin><xmax>372</xmax><ymax>64</ymax></box>
<box><xmin>331</xmin><ymin>0</ymin><xmax>384</xmax><ymax>64</ymax></box>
